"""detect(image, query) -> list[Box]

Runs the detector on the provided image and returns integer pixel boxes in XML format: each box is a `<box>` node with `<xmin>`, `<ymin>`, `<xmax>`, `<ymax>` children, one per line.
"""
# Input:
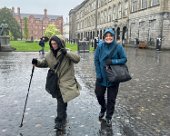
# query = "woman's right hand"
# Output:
<box><xmin>32</xmin><ymin>58</ymin><xmax>38</xmax><ymax>66</ymax></box>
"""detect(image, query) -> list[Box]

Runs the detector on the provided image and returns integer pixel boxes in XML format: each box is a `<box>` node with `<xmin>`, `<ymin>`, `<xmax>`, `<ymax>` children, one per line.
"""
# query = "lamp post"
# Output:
<box><xmin>93</xmin><ymin>0</ymin><xmax>99</xmax><ymax>50</ymax></box>
<box><xmin>19</xmin><ymin>17</ymin><xmax>23</xmax><ymax>40</ymax></box>
<box><xmin>114</xmin><ymin>19</ymin><xmax>118</xmax><ymax>39</ymax></box>
<box><xmin>95</xmin><ymin>0</ymin><xmax>98</xmax><ymax>37</ymax></box>
<box><xmin>42</xmin><ymin>27</ymin><xmax>45</xmax><ymax>37</ymax></box>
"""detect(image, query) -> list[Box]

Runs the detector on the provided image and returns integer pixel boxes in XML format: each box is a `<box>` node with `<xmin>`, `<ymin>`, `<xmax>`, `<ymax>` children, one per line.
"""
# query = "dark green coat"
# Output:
<box><xmin>36</xmin><ymin>50</ymin><xmax>81</xmax><ymax>102</ymax></box>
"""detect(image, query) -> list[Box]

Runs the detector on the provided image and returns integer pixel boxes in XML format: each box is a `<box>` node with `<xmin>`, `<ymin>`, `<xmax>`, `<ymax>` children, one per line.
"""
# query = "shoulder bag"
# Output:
<box><xmin>45</xmin><ymin>55</ymin><xmax>64</xmax><ymax>98</ymax></box>
<box><xmin>105</xmin><ymin>44</ymin><xmax>132</xmax><ymax>83</ymax></box>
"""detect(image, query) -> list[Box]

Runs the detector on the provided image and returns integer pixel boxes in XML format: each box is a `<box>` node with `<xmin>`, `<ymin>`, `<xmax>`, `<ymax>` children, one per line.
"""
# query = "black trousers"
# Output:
<box><xmin>95</xmin><ymin>83</ymin><xmax>119</xmax><ymax>119</ymax></box>
<box><xmin>56</xmin><ymin>89</ymin><xmax>67</xmax><ymax>120</ymax></box>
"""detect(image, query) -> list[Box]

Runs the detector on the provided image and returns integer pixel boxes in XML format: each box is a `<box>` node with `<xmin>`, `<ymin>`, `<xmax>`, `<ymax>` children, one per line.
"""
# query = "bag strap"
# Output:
<box><xmin>108</xmin><ymin>44</ymin><xmax>118</xmax><ymax>58</ymax></box>
<box><xmin>53</xmin><ymin>54</ymin><xmax>64</xmax><ymax>70</ymax></box>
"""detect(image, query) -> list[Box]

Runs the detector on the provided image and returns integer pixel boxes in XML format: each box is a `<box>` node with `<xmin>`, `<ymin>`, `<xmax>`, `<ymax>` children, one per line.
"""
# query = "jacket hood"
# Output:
<box><xmin>49</xmin><ymin>35</ymin><xmax>65</xmax><ymax>50</ymax></box>
<box><xmin>103</xmin><ymin>28</ymin><xmax>115</xmax><ymax>37</ymax></box>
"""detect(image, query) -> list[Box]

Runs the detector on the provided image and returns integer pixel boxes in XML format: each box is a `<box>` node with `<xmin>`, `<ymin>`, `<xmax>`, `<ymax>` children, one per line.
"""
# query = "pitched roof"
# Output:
<box><xmin>14</xmin><ymin>13</ymin><xmax>62</xmax><ymax>20</ymax></box>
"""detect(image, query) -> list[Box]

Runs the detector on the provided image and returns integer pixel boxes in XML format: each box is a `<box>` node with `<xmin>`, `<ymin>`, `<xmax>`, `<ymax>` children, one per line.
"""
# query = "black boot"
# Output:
<box><xmin>106</xmin><ymin>118</ymin><xmax>112</xmax><ymax>127</ymax></box>
<box><xmin>99</xmin><ymin>107</ymin><xmax>106</xmax><ymax>119</ymax></box>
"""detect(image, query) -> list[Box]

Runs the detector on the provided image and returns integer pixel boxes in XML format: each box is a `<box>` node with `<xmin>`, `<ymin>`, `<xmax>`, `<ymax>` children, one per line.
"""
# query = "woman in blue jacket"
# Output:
<box><xmin>94</xmin><ymin>28</ymin><xmax>127</xmax><ymax>127</ymax></box>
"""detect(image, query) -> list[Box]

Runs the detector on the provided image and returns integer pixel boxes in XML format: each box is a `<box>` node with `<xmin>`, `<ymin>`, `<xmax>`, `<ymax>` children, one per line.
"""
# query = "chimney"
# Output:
<box><xmin>17</xmin><ymin>7</ymin><xmax>20</xmax><ymax>15</ymax></box>
<box><xmin>44</xmin><ymin>9</ymin><xmax>47</xmax><ymax>17</ymax></box>
<box><xmin>12</xmin><ymin>7</ymin><xmax>15</xmax><ymax>13</ymax></box>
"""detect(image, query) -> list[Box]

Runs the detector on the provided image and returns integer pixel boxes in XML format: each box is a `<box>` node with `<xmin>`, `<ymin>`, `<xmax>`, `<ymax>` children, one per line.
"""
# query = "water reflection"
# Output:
<box><xmin>53</xmin><ymin>122</ymin><xmax>67</xmax><ymax>136</ymax></box>
<box><xmin>54</xmin><ymin>129</ymin><xmax>66</xmax><ymax>136</ymax></box>
<box><xmin>98</xmin><ymin>119</ymin><xmax>113</xmax><ymax>136</ymax></box>
<box><xmin>155</xmin><ymin>51</ymin><xmax>161</xmax><ymax>64</ymax></box>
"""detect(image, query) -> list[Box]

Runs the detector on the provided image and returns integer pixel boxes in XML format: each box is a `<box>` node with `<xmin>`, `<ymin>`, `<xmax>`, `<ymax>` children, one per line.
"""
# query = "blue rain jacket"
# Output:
<box><xmin>94</xmin><ymin>28</ymin><xmax>127</xmax><ymax>87</ymax></box>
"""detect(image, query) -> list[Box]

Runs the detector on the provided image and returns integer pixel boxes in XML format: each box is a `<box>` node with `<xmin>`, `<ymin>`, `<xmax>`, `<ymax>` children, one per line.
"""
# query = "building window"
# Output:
<box><xmin>123</xmin><ymin>1</ymin><xmax>128</xmax><ymax>17</ymax></box>
<box><xmin>151</xmin><ymin>0</ymin><xmax>159</xmax><ymax>6</ymax></box>
<box><xmin>131</xmin><ymin>0</ymin><xmax>138</xmax><ymax>12</ymax></box>
<box><xmin>118</xmin><ymin>2</ymin><xmax>122</xmax><ymax>19</ymax></box>
<box><xmin>104</xmin><ymin>9</ymin><xmax>107</xmax><ymax>23</ymax></box>
<box><xmin>98</xmin><ymin>0</ymin><xmax>101</xmax><ymax>8</ymax></box>
<box><xmin>108</xmin><ymin>7</ymin><xmax>112</xmax><ymax>22</ymax></box>
<box><xmin>112</xmin><ymin>5</ymin><xmax>116</xmax><ymax>20</ymax></box>
<box><xmin>141</xmin><ymin>0</ymin><xmax>147</xmax><ymax>9</ymax></box>
<box><xmin>139</xmin><ymin>21</ymin><xmax>145</xmax><ymax>29</ymax></box>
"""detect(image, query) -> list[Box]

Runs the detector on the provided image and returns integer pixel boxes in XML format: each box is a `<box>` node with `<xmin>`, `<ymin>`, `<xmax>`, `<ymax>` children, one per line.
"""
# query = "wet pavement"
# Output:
<box><xmin>0</xmin><ymin>48</ymin><xmax>170</xmax><ymax>136</ymax></box>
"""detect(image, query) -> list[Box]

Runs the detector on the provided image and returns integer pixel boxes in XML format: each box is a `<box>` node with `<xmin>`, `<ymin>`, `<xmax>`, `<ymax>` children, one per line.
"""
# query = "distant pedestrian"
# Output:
<box><xmin>39</xmin><ymin>37</ymin><xmax>45</xmax><ymax>54</ymax></box>
<box><xmin>94</xmin><ymin>28</ymin><xmax>127</xmax><ymax>127</ymax></box>
<box><xmin>156</xmin><ymin>36</ymin><xmax>161</xmax><ymax>51</ymax></box>
<box><xmin>32</xmin><ymin>35</ymin><xmax>81</xmax><ymax>130</ymax></box>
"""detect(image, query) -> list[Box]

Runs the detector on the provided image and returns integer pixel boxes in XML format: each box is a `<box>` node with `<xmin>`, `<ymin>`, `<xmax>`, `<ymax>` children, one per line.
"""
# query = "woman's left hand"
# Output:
<box><xmin>105</xmin><ymin>59</ymin><xmax>112</xmax><ymax>65</ymax></box>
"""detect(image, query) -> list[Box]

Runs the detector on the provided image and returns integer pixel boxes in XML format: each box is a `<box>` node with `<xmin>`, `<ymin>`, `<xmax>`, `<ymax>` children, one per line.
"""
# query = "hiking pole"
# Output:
<box><xmin>19</xmin><ymin>66</ymin><xmax>35</xmax><ymax>127</ymax></box>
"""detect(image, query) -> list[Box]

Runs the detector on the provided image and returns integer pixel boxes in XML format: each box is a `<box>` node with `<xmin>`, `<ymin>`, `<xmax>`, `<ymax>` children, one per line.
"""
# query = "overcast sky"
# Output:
<box><xmin>0</xmin><ymin>0</ymin><xmax>84</xmax><ymax>22</ymax></box>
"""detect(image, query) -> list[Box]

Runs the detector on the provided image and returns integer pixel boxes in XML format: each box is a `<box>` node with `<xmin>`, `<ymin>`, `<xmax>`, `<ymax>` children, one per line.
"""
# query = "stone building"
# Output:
<box><xmin>12</xmin><ymin>7</ymin><xmax>63</xmax><ymax>40</ymax></box>
<box><xmin>69</xmin><ymin>0</ymin><xmax>170</xmax><ymax>49</ymax></box>
<box><xmin>63</xmin><ymin>18</ymin><xmax>69</xmax><ymax>40</ymax></box>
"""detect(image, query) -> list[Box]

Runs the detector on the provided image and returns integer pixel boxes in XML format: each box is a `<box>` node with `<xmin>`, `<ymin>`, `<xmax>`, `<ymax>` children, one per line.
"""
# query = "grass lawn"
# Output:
<box><xmin>10</xmin><ymin>41</ymin><xmax>94</xmax><ymax>52</ymax></box>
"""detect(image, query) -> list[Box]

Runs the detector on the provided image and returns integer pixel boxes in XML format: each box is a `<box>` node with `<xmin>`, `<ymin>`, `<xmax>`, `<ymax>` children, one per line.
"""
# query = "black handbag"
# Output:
<box><xmin>45</xmin><ymin>55</ymin><xmax>64</xmax><ymax>98</ymax></box>
<box><xmin>105</xmin><ymin>44</ymin><xmax>132</xmax><ymax>83</ymax></box>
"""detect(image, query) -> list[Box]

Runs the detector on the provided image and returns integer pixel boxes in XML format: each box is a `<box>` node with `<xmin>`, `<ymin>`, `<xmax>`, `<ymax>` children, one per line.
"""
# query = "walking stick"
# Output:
<box><xmin>19</xmin><ymin>66</ymin><xmax>35</xmax><ymax>127</ymax></box>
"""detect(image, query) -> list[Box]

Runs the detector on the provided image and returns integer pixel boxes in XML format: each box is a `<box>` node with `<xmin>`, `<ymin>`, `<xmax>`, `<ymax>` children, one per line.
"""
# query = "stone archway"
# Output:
<box><xmin>116</xmin><ymin>27</ymin><xmax>120</xmax><ymax>39</ymax></box>
<box><xmin>122</xmin><ymin>26</ymin><xmax>128</xmax><ymax>45</ymax></box>
<box><xmin>100</xmin><ymin>29</ymin><xmax>103</xmax><ymax>39</ymax></box>
<box><xmin>77</xmin><ymin>33</ymin><xmax>80</xmax><ymax>40</ymax></box>
<box><xmin>112</xmin><ymin>28</ymin><xmax>115</xmax><ymax>32</ymax></box>
<box><xmin>122</xmin><ymin>26</ymin><xmax>128</xmax><ymax>40</ymax></box>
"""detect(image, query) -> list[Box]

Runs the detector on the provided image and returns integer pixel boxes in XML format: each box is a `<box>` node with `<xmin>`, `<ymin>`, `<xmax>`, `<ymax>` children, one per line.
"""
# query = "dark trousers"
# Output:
<box><xmin>95</xmin><ymin>83</ymin><xmax>119</xmax><ymax>119</ymax></box>
<box><xmin>39</xmin><ymin>47</ymin><xmax>44</xmax><ymax>54</ymax></box>
<box><xmin>56</xmin><ymin>90</ymin><xmax>67</xmax><ymax>120</ymax></box>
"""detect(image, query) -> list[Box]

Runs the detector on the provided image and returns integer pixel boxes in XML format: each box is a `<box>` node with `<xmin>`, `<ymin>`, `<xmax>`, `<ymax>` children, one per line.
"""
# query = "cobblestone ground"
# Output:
<box><xmin>0</xmin><ymin>48</ymin><xmax>170</xmax><ymax>136</ymax></box>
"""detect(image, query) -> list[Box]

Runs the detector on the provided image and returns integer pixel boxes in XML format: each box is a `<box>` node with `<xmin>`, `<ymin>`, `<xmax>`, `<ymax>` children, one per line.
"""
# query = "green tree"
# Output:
<box><xmin>23</xmin><ymin>17</ymin><xmax>29</xmax><ymax>40</ymax></box>
<box><xmin>0</xmin><ymin>7</ymin><xmax>21</xmax><ymax>40</ymax></box>
<box><xmin>44</xmin><ymin>24</ymin><xmax>61</xmax><ymax>38</ymax></box>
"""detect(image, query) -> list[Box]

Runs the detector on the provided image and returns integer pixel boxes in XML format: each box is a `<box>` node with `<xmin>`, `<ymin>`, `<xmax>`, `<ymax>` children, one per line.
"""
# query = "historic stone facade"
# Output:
<box><xmin>63</xmin><ymin>18</ymin><xmax>69</xmax><ymax>40</ymax></box>
<box><xmin>69</xmin><ymin>0</ymin><xmax>170</xmax><ymax>49</ymax></box>
<box><xmin>12</xmin><ymin>7</ymin><xmax>63</xmax><ymax>40</ymax></box>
